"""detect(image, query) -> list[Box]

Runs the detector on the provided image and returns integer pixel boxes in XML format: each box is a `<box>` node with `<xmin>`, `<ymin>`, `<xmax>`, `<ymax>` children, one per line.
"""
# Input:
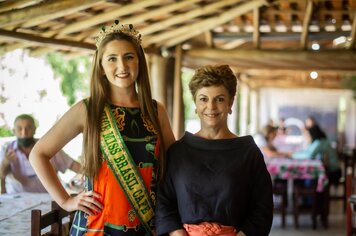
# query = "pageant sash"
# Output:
<box><xmin>100</xmin><ymin>104</ymin><xmax>155</xmax><ymax>235</ymax></box>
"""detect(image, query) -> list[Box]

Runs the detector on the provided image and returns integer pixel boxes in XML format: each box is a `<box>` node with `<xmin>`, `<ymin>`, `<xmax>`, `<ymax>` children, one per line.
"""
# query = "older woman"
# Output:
<box><xmin>156</xmin><ymin>65</ymin><xmax>273</xmax><ymax>236</ymax></box>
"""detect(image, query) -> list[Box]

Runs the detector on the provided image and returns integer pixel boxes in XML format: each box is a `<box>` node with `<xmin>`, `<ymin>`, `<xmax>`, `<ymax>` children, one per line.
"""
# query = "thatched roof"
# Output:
<box><xmin>0</xmin><ymin>0</ymin><xmax>355</xmax><ymax>89</ymax></box>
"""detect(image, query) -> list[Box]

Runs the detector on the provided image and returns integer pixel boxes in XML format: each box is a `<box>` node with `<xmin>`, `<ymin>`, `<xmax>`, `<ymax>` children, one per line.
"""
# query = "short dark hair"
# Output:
<box><xmin>14</xmin><ymin>114</ymin><xmax>36</xmax><ymax>127</ymax></box>
<box><xmin>189</xmin><ymin>65</ymin><xmax>238</xmax><ymax>101</ymax></box>
<box><xmin>262</xmin><ymin>124</ymin><xmax>278</xmax><ymax>140</ymax></box>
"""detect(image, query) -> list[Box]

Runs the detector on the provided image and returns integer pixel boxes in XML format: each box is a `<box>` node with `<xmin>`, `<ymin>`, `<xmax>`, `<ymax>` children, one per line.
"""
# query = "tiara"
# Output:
<box><xmin>95</xmin><ymin>20</ymin><xmax>142</xmax><ymax>48</ymax></box>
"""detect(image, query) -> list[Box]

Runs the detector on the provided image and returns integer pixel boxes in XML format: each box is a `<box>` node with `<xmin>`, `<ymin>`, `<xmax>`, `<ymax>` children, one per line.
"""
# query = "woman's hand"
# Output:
<box><xmin>61</xmin><ymin>190</ymin><xmax>103</xmax><ymax>216</ymax></box>
<box><xmin>169</xmin><ymin>229</ymin><xmax>188</xmax><ymax>236</ymax></box>
<box><xmin>237</xmin><ymin>231</ymin><xmax>246</xmax><ymax>236</ymax></box>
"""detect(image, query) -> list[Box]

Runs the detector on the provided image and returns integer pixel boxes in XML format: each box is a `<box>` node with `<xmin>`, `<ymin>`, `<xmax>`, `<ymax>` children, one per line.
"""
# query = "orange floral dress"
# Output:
<box><xmin>70</xmin><ymin>104</ymin><xmax>159</xmax><ymax>236</ymax></box>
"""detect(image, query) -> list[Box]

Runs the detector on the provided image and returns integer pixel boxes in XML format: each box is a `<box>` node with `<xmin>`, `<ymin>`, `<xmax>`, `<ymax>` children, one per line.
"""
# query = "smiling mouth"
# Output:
<box><xmin>205</xmin><ymin>113</ymin><xmax>219</xmax><ymax>118</ymax></box>
<box><xmin>115</xmin><ymin>73</ymin><xmax>129</xmax><ymax>78</ymax></box>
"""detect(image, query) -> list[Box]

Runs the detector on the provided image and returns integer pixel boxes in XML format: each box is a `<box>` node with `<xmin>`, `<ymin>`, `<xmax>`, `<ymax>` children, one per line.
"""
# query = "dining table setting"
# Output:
<box><xmin>265</xmin><ymin>157</ymin><xmax>329</xmax><ymax>192</ymax></box>
<box><xmin>0</xmin><ymin>192</ymin><xmax>52</xmax><ymax>235</ymax></box>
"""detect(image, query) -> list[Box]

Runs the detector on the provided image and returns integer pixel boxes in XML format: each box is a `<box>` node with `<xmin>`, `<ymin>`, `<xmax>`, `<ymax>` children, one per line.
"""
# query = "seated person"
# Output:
<box><xmin>0</xmin><ymin>114</ymin><xmax>82</xmax><ymax>194</ymax></box>
<box><xmin>292</xmin><ymin>124</ymin><xmax>342</xmax><ymax>186</ymax></box>
<box><xmin>254</xmin><ymin>124</ymin><xmax>291</xmax><ymax>159</ymax></box>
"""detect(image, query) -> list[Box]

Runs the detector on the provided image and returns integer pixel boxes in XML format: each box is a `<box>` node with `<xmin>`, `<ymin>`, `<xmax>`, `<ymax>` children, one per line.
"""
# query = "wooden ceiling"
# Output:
<box><xmin>0</xmin><ymin>0</ymin><xmax>355</xmax><ymax>90</ymax></box>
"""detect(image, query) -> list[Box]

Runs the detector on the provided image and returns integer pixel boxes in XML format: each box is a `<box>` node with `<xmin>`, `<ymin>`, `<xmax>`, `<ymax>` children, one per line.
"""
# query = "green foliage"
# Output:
<box><xmin>0</xmin><ymin>125</ymin><xmax>12</xmax><ymax>137</ymax></box>
<box><xmin>181</xmin><ymin>69</ymin><xmax>196</xmax><ymax>120</ymax></box>
<box><xmin>342</xmin><ymin>76</ymin><xmax>356</xmax><ymax>100</ymax></box>
<box><xmin>46</xmin><ymin>53</ymin><xmax>90</xmax><ymax>105</ymax></box>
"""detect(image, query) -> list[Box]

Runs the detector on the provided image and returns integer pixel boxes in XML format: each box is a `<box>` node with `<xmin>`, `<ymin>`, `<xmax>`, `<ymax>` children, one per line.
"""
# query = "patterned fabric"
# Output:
<box><xmin>70</xmin><ymin>104</ymin><xmax>159</xmax><ymax>236</ymax></box>
<box><xmin>265</xmin><ymin>158</ymin><xmax>328</xmax><ymax>192</ymax></box>
<box><xmin>183</xmin><ymin>222</ymin><xmax>237</xmax><ymax>236</ymax></box>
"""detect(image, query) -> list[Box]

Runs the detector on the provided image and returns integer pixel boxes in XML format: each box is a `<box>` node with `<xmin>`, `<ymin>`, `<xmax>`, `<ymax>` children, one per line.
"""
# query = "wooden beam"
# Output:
<box><xmin>185</xmin><ymin>48</ymin><xmax>356</xmax><ymax>71</ymax></box>
<box><xmin>349</xmin><ymin>12</ymin><xmax>356</xmax><ymax>49</ymax></box>
<box><xmin>0</xmin><ymin>29</ymin><xmax>95</xmax><ymax>52</ymax></box>
<box><xmin>253</xmin><ymin>7</ymin><xmax>260</xmax><ymax>49</ymax></box>
<box><xmin>56</xmin><ymin>0</ymin><xmax>162</xmax><ymax>36</ymax></box>
<box><xmin>246</xmin><ymin>79</ymin><xmax>343</xmax><ymax>90</ymax></box>
<box><xmin>300</xmin><ymin>0</ymin><xmax>313</xmax><ymax>49</ymax></box>
<box><xmin>36</xmin><ymin>0</ymin><xmax>203</xmax><ymax>40</ymax></box>
<box><xmin>157</xmin><ymin>0</ymin><xmax>269</xmax><ymax>48</ymax></box>
<box><xmin>204</xmin><ymin>31</ymin><xmax>214</xmax><ymax>48</ymax></box>
<box><xmin>150</xmin><ymin>55</ymin><xmax>168</xmax><ymax>106</ymax></box>
<box><xmin>172</xmin><ymin>45</ymin><xmax>184</xmax><ymax>139</ymax></box>
<box><xmin>220</xmin><ymin>39</ymin><xmax>247</xmax><ymax>49</ymax></box>
<box><xmin>20</xmin><ymin>0</ymin><xmax>103</xmax><ymax>28</ymax></box>
<box><xmin>141</xmin><ymin>0</ymin><xmax>244</xmax><ymax>37</ymax></box>
<box><xmin>0</xmin><ymin>42</ymin><xmax>33</xmax><ymax>55</ymax></box>
<box><xmin>0</xmin><ymin>0</ymin><xmax>42</xmax><ymax>13</ymax></box>
<box><xmin>0</xmin><ymin>0</ymin><xmax>102</xmax><ymax>27</ymax></box>
<box><xmin>119</xmin><ymin>0</ymin><xmax>202</xmax><ymax>27</ymax></box>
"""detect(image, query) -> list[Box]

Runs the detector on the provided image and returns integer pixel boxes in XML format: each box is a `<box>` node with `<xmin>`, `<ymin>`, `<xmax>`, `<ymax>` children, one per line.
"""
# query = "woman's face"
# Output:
<box><xmin>195</xmin><ymin>85</ymin><xmax>233</xmax><ymax>130</ymax></box>
<box><xmin>101</xmin><ymin>39</ymin><xmax>139</xmax><ymax>90</ymax></box>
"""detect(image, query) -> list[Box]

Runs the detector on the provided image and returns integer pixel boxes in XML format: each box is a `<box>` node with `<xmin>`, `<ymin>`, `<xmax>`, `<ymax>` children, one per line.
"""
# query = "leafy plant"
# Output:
<box><xmin>342</xmin><ymin>76</ymin><xmax>356</xmax><ymax>100</ymax></box>
<box><xmin>46</xmin><ymin>53</ymin><xmax>90</xmax><ymax>105</ymax></box>
<box><xmin>0</xmin><ymin>125</ymin><xmax>12</xmax><ymax>137</ymax></box>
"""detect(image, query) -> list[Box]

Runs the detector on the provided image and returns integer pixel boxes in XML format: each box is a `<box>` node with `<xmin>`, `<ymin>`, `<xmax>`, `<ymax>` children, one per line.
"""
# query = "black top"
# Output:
<box><xmin>156</xmin><ymin>132</ymin><xmax>273</xmax><ymax>236</ymax></box>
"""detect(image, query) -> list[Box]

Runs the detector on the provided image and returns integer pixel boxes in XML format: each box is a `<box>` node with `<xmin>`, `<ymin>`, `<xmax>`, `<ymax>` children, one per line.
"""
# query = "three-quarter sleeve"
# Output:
<box><xmin>239</xmin><ymin>148</ymin><xmax>274</xmax><ymax>235</ymax></box>
<box><xmin>156</xmin><ymin>156</ymin><xmax>183</xmax><ymax>236</ymax></box>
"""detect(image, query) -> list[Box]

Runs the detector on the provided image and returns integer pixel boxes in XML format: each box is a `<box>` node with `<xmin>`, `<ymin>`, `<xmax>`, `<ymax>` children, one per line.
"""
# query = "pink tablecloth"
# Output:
<box><xmin>266</xmin><ymin>158</ymin><xmax>329</xmax><ymax>192</ymax></box>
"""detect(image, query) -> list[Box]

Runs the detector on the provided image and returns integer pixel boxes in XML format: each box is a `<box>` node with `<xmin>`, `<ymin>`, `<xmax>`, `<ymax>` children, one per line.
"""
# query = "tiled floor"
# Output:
<box><xmin>270</xmin><ymin>199</ymin><xmax>346</xmax><ymax>236</ymax></box>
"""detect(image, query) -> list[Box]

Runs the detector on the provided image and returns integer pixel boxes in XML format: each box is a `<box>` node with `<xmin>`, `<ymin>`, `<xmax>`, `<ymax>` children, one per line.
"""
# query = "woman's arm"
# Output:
<box><xmin>240</xmin><ymin>149</ymin><xmax>274</xmax><ymax>235</ymax></box>
<box><xmin>29</xmin><ymin>101</ymin><xmax>102</xmax><ymax>215</ymax></box>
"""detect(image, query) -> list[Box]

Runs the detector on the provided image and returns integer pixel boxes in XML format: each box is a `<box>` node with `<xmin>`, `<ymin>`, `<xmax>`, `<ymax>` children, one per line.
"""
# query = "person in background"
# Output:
<box><xmin>156</xmin><ymin>65</ymin><xmax>273</xmax><ymax>236</ymax></box>
<box><xmin>30</xmin><ymin>20</ymin><xmax>175</xmax><ymax>236</ymax></box>
<box><xmin>276</xmin><ymin>118</ymin><xmax>288</xmax><ymax>136</ymax></box>
<box><xmin>304</xmin><ymin>116</ymin><xmax>317</xmax><ymax>129</ymax></box>
<box><xmin>300</xmin><ymin>115</ymin><xmax>318</xmax><ymax>148</ymax></box>
<box><xmin>292</xmin><ymin>123</ymin><xmax>342</xmax><ymax>187</ymax></box>
<box><xmin>0</xmin><ymin>114</ymin><xmax>81</xmax><ymax>194</ymax></box>
<box><xmin>254</xmin><ymin>124</ymin><xmax>291</xmax><ymax>159</ymax></box>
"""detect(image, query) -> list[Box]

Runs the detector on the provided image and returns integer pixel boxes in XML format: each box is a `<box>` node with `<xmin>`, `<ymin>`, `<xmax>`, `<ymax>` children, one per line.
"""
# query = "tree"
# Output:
<box><xmin>46</xmin><ymin>53</ymin><xmax>90</xmax><ymax>105</ymax></box>
<box><xmin>342</xmin><ymin>76</ymin><xmax>356</xmax><ymax>100</ymax></box>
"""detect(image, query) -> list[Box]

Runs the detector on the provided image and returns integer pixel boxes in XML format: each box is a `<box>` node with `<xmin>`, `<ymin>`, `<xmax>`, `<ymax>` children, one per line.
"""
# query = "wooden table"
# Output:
<box><xmin>0</xmin><ymin>193</ymin><xmax>52</xmax><ymax>235</ymax></box>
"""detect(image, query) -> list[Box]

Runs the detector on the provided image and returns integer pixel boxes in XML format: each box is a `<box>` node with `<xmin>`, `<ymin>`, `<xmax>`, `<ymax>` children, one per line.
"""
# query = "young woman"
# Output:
<box><xmin>156</xmin><ymin>65</ymin><xmax>273</xmax><ymax>236</ymax></box>
<box><xmin>29</xmin><ymin>21</ymin><xmax>175</xmax><ymax>236</ymax></box>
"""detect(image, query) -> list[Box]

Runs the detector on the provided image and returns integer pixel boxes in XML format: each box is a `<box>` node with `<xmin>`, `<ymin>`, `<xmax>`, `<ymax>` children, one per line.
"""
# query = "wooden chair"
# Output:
<box><xmin>292</xmin><ymin>178</ymin><xmax>329</xmax><ymax>229</ymax></box>
<box><xmin>31</xmin><ymin>201</ymin><xmax>75</xmax><ymax>236</ymax></box>
<box><xmin>346</xmin><ymin>166</ymin><xmax>356</xmax><ymax>236</ymax></box>
<box><xmin>329</xmin><ymin>149</ymin><xmax>355</xmax><ymax>211</ymax></box>
<box><xmin>272</xmin><ymin>179</ymin><xmax>288</xmax><ymax>227</ymax></box>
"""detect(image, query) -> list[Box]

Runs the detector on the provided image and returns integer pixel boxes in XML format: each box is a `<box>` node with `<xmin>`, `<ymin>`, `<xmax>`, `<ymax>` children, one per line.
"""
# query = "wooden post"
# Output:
<box><xmin>249</xmin><ymin>88</ymin><xmax>259</xmax><ymax>135</ymax></box>
<box><xmin>239</xmin><ymin>83</ymin><xmax>250</xmax><ymax>135</ymax></box>
<box><xmin>346</xmin><ymin>166</ymin><xmax>353</xmax><ymax>236</ymax></box>
<box><xmin>172</xmin><ymin>45</ymin><xmax>185</xmax><ymax>139</ymax></box>
<box><xmin>150</xmin><ymin>54</ymin><xmax>168</xmax><ymax>106</ymax></box>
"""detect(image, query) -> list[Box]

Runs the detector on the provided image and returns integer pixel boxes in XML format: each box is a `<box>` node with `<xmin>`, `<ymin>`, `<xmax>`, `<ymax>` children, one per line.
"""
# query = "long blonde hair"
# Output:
<box><xmin>82</xmin><ymin>32</ymin><xmax>165</xmax><ymax>180</ymax></box>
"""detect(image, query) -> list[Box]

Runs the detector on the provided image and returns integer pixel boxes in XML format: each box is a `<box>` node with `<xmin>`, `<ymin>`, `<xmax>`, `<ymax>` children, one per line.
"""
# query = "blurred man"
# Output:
<box><xmin>0</xmin><ymin>114</ymin><xmax>81</xmax><ymax>194</ymax></box>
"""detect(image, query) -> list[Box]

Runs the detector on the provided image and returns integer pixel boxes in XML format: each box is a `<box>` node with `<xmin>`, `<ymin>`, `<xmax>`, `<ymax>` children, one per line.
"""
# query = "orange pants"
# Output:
<box><xmin>183</xmin><ymin>222</ymin><xmax>237</xmax><ymax>236</ymax></box>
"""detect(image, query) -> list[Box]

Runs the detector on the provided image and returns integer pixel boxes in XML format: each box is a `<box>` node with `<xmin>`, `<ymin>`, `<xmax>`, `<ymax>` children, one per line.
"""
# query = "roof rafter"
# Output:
<box><xmin>158</xmin><ymin>0</ymin><xmax>269</xmax><ymax>48</ymax></box>
<box><xmin>140</xmin><ymin>0</ymin><xmax>243</xmax><ymax>36</ymax></box>
<box><xmin>0</xmin><ymin>28</ymin><xmax>95</xmax><ymax>53</ymax></box>
<box><xmin>300</xmin><ymin>0</ymin><xmax>313</xmax><ymax>49</ymax></box>
<box><xmin>0</xmin><ymin>0</ymin><xmax>42</xmax><ymax>14</ymax></box>
<box><xmin>0</xmin><ymin>0</ymin><xmax>102</xmax><ymax>27</ymax></box>
<box><xmin>185</xmin><ymin>48</ymin><xmax>356</xmax><ymax>71</ymax></box>
<box><xmin>56</xmin><ymin>0</ymin><xmax>163</xmax><ymax>36</ymax></box>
